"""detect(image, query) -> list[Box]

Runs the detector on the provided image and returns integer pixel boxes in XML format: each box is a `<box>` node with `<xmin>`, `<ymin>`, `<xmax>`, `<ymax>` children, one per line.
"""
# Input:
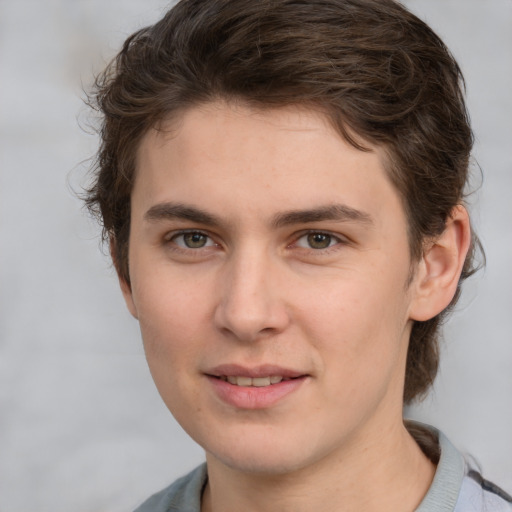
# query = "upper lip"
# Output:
<box><xmin>205</xmin><ymin>364</ymin><xmax>306</xmax><ymax>379</ymax></box>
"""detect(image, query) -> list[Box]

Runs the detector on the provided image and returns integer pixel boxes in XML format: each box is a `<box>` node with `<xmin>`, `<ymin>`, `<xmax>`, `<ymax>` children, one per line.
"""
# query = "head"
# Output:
<box><xmin>86</xmin><ymin>0</ymin><xmax>479</xmax><ymax>408</ymax></box>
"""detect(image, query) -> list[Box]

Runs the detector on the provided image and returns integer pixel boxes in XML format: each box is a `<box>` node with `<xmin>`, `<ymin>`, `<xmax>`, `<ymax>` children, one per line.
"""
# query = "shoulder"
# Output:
<box><xmin>408</xmin><ymin>421</ymin><xmax>512</xmax><ymax>512</ymax></box>
<box><xmin>133</xmin><ymin>464</ymin><xmax>207</xmax><ymax>512</ymax></box>
<box><xmin>455</xmin><ymin>470</ymin><xmax>512</xmax><ymax>512</ymax></box>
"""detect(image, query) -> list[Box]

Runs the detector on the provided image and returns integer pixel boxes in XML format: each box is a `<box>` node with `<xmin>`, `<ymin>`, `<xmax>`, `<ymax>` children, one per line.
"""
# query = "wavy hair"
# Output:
<box><xmin>85</xmin><ymin>0</ymin><xmax>482</xmax><ymax>403</ymax></box>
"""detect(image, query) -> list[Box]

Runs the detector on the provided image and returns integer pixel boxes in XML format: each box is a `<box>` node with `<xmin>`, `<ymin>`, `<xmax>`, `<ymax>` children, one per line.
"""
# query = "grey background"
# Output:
<box><xmin>0</xmin><ymin>1</ymin><xmax>510</xmax><ymax>510</ymax></box>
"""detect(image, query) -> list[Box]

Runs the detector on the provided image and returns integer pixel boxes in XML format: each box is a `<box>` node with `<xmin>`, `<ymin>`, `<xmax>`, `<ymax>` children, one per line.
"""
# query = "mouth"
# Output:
<box><xmin>206</xmin><ymin>364</ymin><xmax>307</xmax><ymax>386</ymax></box>
<box><xmin>214</xmin><ymin>375</ymin><xmax>298</xmax><ymax>387</ymax></box>
<box><xmin>205</xmin><ymin>364</ymin><xmax>308</xmax><ymax>408</ymax></box>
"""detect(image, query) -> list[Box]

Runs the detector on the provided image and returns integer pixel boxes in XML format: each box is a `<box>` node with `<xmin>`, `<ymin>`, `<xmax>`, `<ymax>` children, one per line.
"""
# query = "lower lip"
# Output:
<box><xmin>207</xmin><ymin>376</ymin><xmax>307</xmax><ymax>410</ymax></box>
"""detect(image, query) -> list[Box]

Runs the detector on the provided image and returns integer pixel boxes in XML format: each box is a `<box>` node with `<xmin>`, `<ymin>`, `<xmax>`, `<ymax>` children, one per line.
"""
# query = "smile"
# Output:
<box><xmin>207</xmin><ymin>370</ymin><xmax>307</xmax><ymax>409</ymax></box>
<box><xmin>219</xmin><ymin>375</ymin><xmax>291</xmax><ymax>387</ymax></box>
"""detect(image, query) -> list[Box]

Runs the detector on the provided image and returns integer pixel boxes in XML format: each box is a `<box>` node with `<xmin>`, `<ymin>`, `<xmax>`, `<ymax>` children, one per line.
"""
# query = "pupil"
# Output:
<box><xmin>184</xmin><ymin>232</ymin><xmax>206</xmax><ymax>248</ymax></box>
<box><xmin>308</xmin><ymin>233</ymin><xmax>331</xmax><ymax>249</ymax></box>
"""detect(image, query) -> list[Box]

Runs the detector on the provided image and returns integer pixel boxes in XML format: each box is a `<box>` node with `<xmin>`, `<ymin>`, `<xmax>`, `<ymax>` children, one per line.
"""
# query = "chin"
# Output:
<box><xmin>210</xmin><ymin>448</ymin><xmax>312</xmax><ymax>476</ymax></box>
<box><xmin>202</xmin><ymin>428</ymin><xmax>328</xmax><ymax>476</ymax></box>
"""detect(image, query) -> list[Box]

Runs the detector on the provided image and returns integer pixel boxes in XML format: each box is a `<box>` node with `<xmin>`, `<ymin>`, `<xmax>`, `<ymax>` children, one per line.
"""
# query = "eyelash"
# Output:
<box><xmin>292</xmin><ymin>231</ymin><xmax>346</xmax><ymax>252</ymax></box>
<box><xmin>166</xmin><ymin>230</ymin><xmax>218</xmax><ymax>251</ymax></box>
<box><xmin>165</xmin><ymin>229</ymin><xmax>348</xmax><ymax>255</ymax></box>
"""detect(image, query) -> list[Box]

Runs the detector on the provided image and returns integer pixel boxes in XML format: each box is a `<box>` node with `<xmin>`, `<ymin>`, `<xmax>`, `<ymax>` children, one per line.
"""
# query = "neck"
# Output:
<box><xmin>202</xmin><ymin>419</ymin><xmax>435</xmax><ymax>512</ymax></box>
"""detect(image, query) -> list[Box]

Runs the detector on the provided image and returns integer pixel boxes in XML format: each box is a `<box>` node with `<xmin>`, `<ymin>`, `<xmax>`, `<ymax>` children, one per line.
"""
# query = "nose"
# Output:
<box><xmin>213</xmin><ymin>246</ymin><xmax>290</xmax><ymax>342</ymax></box>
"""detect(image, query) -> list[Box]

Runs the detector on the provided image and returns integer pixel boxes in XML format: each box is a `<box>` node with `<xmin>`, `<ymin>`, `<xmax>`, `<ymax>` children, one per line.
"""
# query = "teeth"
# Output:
<box><xmin>252</xmin><ymin>377</ymin><xmax>271</xmax><ymax>387</ymax></box>
<box><xmin>224</xmin><ymin>375</ymin><xmax>285</xmax><ymax>387</ymax></box>
<box><xmin>236</xmin><ymin>376</ymin><xmax>252</xmax><ymax>387</ymax></box>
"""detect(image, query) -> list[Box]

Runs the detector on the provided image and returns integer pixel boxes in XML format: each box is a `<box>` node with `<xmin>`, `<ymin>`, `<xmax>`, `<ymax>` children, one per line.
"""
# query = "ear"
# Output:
<box><xmin>409</xmin><ymin>205</ymin><xmax>471</xmax><ymax>322</ymax></box>
<box><xmin>110</xmin><ymin>238</ymin><xmax>139</xmax><ymax>319</ymax></box>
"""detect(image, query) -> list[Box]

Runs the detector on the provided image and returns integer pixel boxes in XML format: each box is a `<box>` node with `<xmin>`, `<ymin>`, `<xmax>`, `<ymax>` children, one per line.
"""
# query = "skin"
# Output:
<box><xmin>119</xmin><ymin>102</ymin><xmax>470</xmax><ymax>512</ymax></box>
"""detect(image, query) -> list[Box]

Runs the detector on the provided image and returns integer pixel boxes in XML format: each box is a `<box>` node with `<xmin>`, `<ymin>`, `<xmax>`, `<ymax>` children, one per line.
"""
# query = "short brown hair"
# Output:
<box><xmin>85</xmin><ymin>0</ymin><xmax>481</xmax><ymax>403</ymax></box>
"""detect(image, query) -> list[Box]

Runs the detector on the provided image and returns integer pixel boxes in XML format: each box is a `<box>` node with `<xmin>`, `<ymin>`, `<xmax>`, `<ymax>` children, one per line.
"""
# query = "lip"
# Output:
<box><xmin>205</xmin><ymin>364</ymin><xmax>309</xmax><ymax>410</ymax></box>
<box><xmin>206</xmin><ymin>363</ymin><xmax>305</xmax><ymax>379</ymax></box>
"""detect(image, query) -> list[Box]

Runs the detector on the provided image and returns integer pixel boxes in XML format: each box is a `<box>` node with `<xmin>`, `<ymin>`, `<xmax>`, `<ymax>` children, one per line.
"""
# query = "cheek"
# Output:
<box><xmin>302</xmin><ymin>272</ymin><xmax>408</xmax><ymax>337</ymax></box>
<box><xmin>130</xmin><ymin>273</ymin><xmax>210</xmax><ymax>418</ymax></box>
<box><xmin>301</xmin><ymin>287</ymin><xmax>409</xmax><ymax>428</ymax></box>
<box><xmin>299</xmin><ymin>273</ymin><xmax>410</xmax><ymax>380</ymax></box>
<box><xmin>131</xmin><ymin>267</ymin><xmax>211</xmax><ymax>362</ymax></box>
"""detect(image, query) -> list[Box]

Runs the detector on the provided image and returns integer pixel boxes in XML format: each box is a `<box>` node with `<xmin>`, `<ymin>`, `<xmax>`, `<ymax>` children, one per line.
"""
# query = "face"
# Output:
<box><xmin>123</xmin><ymin>102</ymin><xmax>420</xmax><ymax>475</ymax></box>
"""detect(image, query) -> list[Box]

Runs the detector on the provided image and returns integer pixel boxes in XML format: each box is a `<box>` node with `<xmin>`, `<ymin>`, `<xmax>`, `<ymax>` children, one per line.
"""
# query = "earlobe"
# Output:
<box><xmin>110</xmin><ymin>238</ymin><xmax>139</xmax><ymax>319</ymax></box>
<box><xmin>409</xmin><ymin>205</ymin><xmax>471</xmax><ymax>322</ymax></box>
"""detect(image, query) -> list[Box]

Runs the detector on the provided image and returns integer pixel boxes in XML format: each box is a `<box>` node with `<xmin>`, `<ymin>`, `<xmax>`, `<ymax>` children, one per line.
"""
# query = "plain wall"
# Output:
<box><xmin>0</xmin><ymin>1</ymin><xmax>510</xmax><ymax>510</ymax></box>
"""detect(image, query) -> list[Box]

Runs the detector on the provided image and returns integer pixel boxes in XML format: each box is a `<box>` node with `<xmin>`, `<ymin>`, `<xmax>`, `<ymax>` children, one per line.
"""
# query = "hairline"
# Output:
<box><xmin>133</xmin><ymin>97</ymin><xmax>424</xmax><ymax>254</ymax></box>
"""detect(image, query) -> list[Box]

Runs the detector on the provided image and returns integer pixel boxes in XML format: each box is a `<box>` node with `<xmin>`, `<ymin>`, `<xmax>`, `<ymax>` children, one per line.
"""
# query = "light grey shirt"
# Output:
<box><xmin>134</xmin><ymin>425</ymin><xmax>512</xmax><ymax>512</ymax></box>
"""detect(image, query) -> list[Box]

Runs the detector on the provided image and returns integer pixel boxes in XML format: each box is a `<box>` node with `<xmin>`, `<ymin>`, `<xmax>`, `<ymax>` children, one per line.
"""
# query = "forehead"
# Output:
<box><xmin>134</xmin><ymin>101</ymin><xmax>403</xmax><ymax>228</ymax></box>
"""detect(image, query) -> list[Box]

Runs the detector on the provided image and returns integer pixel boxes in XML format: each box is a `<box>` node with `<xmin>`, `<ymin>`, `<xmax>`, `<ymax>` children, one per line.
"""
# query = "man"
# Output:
<box><xmin>85</xmin><ymin>0</ymin><xmax>511</xmax><ymax>510</ymax></box>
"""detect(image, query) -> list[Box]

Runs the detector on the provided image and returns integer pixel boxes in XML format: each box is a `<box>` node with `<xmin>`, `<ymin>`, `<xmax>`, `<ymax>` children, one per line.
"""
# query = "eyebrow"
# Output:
<box><xmin>271</xmin><ymin>204</ymin><xmax>374</xmax><ymax>228</ymax></box>
<box><xmin>144</xmin><ymin>202</ymin><xmax>373</xmax><ymax>228</ymax></box>
<box><xmin>145</xmin><ymin>203</ymin><xmax>223</xmax><ymax>226</ymax></box>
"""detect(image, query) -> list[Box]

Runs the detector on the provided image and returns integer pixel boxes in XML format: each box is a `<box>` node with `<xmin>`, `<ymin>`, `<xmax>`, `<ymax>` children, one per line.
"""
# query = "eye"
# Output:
<box><xmin>171</xmin><ymin>231</ymin><xmax>215</xmax><ymax>249</ymax></box>
<box><xmin>295</xmin><ymin>232</ymin><xmax>341</xmax><ymax>250</ymax></box>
